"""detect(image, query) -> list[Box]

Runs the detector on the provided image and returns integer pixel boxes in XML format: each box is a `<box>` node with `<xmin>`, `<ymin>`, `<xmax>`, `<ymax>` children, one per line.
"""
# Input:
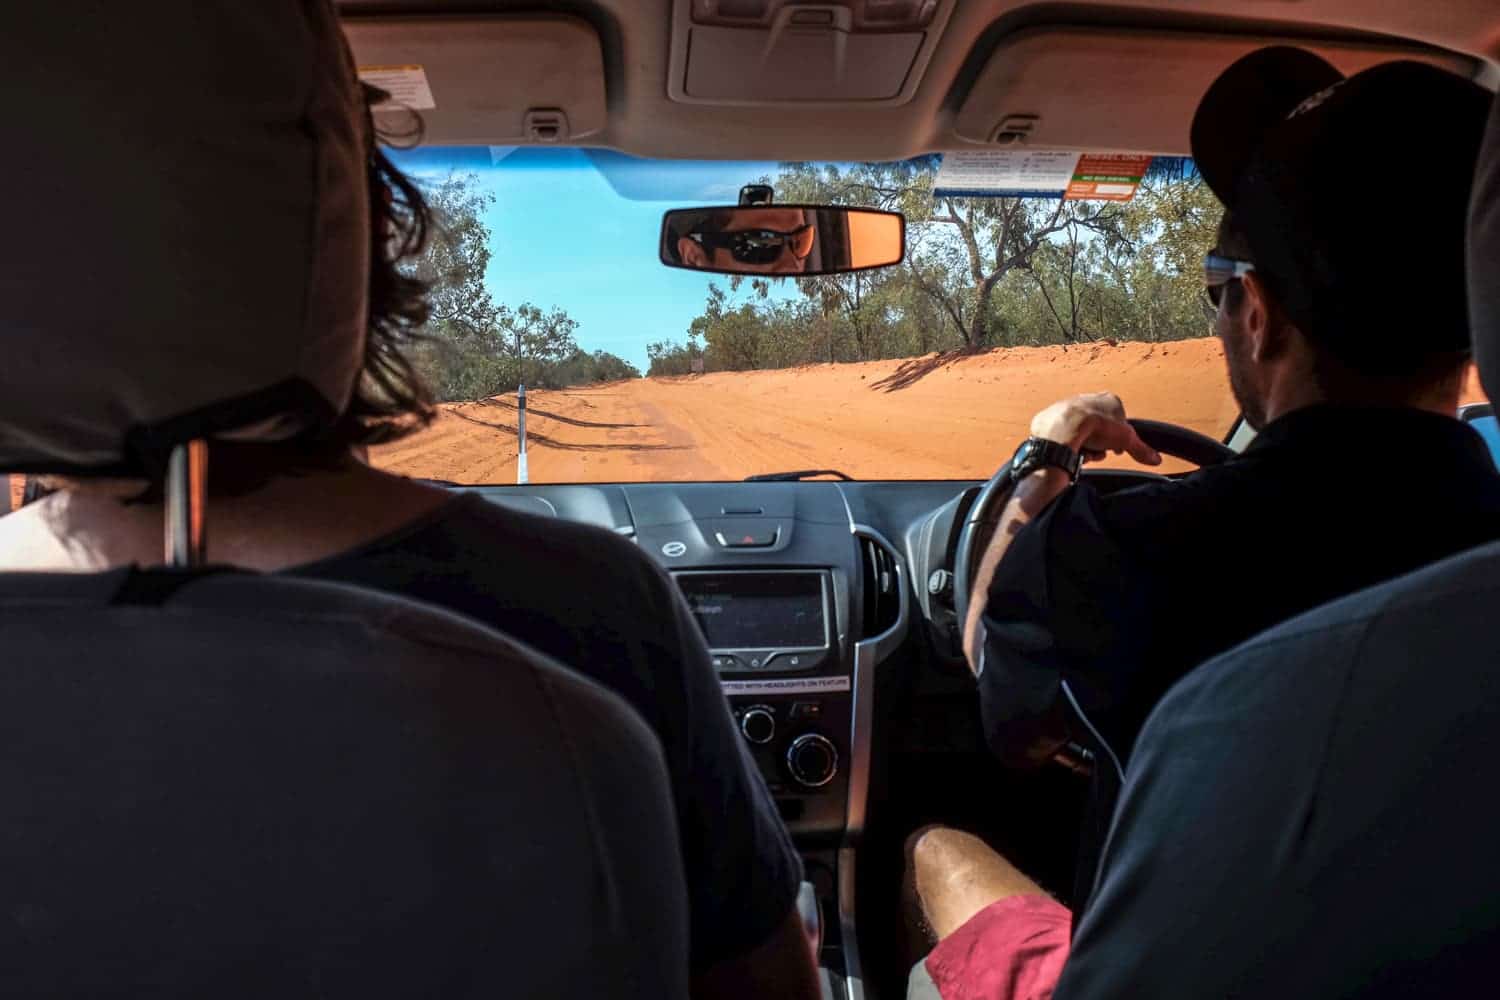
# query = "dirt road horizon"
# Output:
<box><xmin>369</xmin><ymin>338</ymin><xmax>1237</xmax><ymax>484</ymax></box>
<box><xmin>4</xmin><ymin>337</ymin><xmax>1489</xmax><ymax>508</ymax></box>
<box><xmin>370</xmin><ymin>336</ymin><xmax>1489</xmax><ymax>483</ymax></box>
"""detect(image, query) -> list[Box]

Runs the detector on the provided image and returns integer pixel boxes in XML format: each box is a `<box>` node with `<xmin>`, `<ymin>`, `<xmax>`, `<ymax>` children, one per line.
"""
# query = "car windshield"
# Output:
<box><xmin>370</xmin><ymin>146</ymin><xmax>1241</xmax><ymax>483</ymax></box>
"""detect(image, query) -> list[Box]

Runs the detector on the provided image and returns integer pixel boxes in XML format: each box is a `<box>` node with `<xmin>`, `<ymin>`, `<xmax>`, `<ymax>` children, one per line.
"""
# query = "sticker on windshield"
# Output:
<box><xmin>933</xmin><ymin>150</ymin><xmax>1079</xmax><ymax>198</ymax></box>
<box><xmin>1065</xmin><ymin>154</ymin><xmax>1154</xmax><ymax>202</ymax></box>
<box><xmin>358</xmin><ymin>64</ymin><xmax>436</xmax><ymax>110</ymax></box>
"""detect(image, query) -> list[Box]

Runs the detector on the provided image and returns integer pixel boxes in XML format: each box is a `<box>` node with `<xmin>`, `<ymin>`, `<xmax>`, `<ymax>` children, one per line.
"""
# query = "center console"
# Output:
<box><xmin>622</xmin><ymin>484</ymin><xmax>906</xmax><ymax>997</ymax></box>
<box><xmin>623</xmin><ymin>483</ymin><xmax>904</xmax><ymax>843</ymax></box>
<box><xmin>678</xmin><ymin>567</ymin><xmax>854</xmax><ymax>832</ymax></box>
<box><xmin>469</xmin><ymin>479</ymin><xmax>912</xmax><ymax>998</ymax></box>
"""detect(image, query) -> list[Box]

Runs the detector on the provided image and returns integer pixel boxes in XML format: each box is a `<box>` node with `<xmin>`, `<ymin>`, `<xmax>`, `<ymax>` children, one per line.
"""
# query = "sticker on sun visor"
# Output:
<box><xmin>720</xmin><ymin>676</ymin><xmax>853</xmax><ymax>696</ymax></box>
<box><xmin>934</xmin><ymin>151</ymin><xmax>1156</xmax><ymax>203</ymax></box>
<box><xmin>1065</xmin><ymin>154</ymin><xmax>1155</xmax><ymax>202</ymax></box>
<box><xmin>933</xmin><ymin>150</ymin><xmax>1079</xmax><ymax>198</ymax></box>
<box><xmin>358</xmin><ymin>64</ymin><xmax>436</xmax><ymax>111</ymax></box>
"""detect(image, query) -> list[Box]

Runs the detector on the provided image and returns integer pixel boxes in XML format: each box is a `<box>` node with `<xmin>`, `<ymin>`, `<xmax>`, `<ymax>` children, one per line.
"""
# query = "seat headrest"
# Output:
<box><xmin>0</xmin><ymin>1</ymin><xmax>370</xmax><ymax>478</ymax></box>
<box><xmin>1473</xmin><ymin>92</ymin><xmax>1500</xmax><ymax>398</ymax></box>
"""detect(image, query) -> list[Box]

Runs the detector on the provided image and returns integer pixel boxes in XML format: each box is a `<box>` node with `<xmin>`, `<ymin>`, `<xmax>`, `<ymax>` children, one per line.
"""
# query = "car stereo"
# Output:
<box><xmin>674</xmin><ymin>570</ymin><xmax>831</xmax><ymax>672</ymax></box>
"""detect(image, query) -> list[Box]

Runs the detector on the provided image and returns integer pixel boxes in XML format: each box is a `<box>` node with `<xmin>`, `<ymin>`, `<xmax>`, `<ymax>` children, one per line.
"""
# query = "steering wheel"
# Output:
<box><xmin>951</xmin><ymin>419</ymin><xmax>1238</xmax><ymax>634</ymax></box>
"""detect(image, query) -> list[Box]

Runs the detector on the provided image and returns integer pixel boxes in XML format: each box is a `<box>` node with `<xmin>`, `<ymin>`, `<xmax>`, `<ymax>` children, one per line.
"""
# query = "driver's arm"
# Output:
<box><xmin>962</xmin><ymin>394</ymin><xmax>1162</xmax><ymax>769</ymax></box>
<box><xmin>963</xmin><ymin>394</ymin><xmax>1160</xmax><ymax>672</ymax></box>
<box><xmin>962</xmin><ymin>465</ymin><xmax>1073</xmax><ymax>671</ymax></box>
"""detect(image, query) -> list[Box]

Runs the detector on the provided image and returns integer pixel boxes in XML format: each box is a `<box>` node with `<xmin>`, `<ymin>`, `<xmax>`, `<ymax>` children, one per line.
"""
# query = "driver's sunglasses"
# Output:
<box><xmin>690</xmin><ymin>225</ymin><xmax>814</xmax><ymax>265</ymax></box>
<box><xmin>1203</xmin><ymin>252</ymin><xmax>1256</xmax><ymax>309</ymax></box>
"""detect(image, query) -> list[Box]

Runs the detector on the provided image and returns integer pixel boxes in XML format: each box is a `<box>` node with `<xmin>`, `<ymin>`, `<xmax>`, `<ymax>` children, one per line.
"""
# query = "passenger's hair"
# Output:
<box><xmin>328</xmin><ymin>86</ymin><xmax>438</xmax><ymax>448</ymax></box>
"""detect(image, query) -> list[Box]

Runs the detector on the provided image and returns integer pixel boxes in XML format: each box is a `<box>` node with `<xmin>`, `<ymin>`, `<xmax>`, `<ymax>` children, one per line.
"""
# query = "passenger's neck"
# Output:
<box><xmin>0</xmin><ymin>464</ymin><xmax>449</xmax><ymax>573</ymax></box>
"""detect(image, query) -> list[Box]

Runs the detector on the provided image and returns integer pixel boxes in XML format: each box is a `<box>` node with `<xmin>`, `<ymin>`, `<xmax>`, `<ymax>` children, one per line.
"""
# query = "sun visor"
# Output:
<box><xmin>954</xmin><ymin>26</ymin><xmax>1479</xmax><ymax>152</ymax></box>
<box><xmin>342</xmin><ymin>16</ymin><xmax>607</xmax><ymax>145</ymax></box>
<box><xmin>0</xmin><ymin>1</ymin><xmax>370</xmax><ymax>477</ymax></box>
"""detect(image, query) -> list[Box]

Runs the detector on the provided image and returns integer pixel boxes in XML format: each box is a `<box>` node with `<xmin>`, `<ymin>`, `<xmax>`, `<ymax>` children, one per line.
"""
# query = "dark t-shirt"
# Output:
<box><xmin>978</xmin><ymin>405</ymin><xmax>1500</xmax><ymax>902</ymax></box>
<box><xmin>290</xmin><ymin>492</ymin><xmax>802</xmax><ymax>970</ymax></box>
<box><xmin>1056</xmin><ymin>538</ymin><xmax>1500</xmax><ymax>998</ymax></box>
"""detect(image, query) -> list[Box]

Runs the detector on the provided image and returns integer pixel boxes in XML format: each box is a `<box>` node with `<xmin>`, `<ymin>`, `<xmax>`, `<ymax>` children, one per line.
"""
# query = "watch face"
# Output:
<box><xmin>1011</xmin><ymin>440</ymin><xmax>1035</xmax><ymax>471</ymax></box>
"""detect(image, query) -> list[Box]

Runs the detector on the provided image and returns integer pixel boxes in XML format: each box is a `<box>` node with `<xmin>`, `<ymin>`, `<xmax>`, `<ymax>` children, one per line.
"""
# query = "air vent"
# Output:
<box><xmin>859</xmin><ymin>535</ymin><xmax>900</xmax><ymax>639</ymax></box>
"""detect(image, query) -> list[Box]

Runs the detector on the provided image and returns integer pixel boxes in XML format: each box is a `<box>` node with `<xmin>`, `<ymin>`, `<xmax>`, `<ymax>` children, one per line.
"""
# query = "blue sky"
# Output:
<box><xmin>389</xmin><ymin>146</ymin><xmax>800</xmax><ymax>372</ymax></box>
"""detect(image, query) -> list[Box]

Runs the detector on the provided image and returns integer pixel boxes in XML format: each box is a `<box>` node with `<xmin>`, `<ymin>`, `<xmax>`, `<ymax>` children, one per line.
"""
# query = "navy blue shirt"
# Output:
<box><xmin>978</xmin><ymin>405</ymin><xmax>1500</xmax><ymax>902</ymax></box>
<box><xmin>292</xmin><ymin>493</ymin><xmax>802</xmax><ymax>970</ymax></box>
<box><xmin>1057</xmin><ymin>538</ymin><xmax>1500</xmax><ymax>997</ymax></box>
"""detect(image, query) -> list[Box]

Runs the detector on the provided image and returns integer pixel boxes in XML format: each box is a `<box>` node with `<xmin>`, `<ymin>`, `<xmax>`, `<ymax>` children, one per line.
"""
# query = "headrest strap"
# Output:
<box><xmin>165</xmin><ymin>441</ymin><xmax>208</xmax><ymax>567</ymax></box>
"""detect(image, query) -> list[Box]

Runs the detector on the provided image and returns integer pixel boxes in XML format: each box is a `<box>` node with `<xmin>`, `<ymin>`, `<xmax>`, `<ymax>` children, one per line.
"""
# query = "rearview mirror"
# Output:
<box><xmin>660</xmin><ymin>205</ymin><xmax>905</xmax><ymax>277</ymax></box>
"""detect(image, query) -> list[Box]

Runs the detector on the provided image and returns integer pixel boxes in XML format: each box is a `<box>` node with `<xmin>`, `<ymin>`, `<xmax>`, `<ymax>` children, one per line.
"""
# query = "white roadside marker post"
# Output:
<box><xmin>516</xmin><ymin>383</ymin><xmax>529</xmax><ymax>484</ymax></box>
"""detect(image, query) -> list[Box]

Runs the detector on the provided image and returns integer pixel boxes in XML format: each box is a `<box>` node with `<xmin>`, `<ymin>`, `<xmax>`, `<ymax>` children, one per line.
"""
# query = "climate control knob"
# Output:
<box><xmin>787</xmin><ymin>734</ymin><xmax>838</xmax><ymax>788</ymax></box>
<box><xmin>740</xmin><ymin>706</ymin><xmax>776</xmax><ymax>745</ymax></box>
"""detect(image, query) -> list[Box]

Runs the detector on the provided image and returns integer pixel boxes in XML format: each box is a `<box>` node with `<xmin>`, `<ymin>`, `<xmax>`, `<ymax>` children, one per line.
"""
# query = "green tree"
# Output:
<box><xmin>774</xmin><ymin>158</ymin><xmax>1131</xmax><ymax>350</ymax></box>
<box><xmin>687</xmin><ymin>283</ymin><xmax>763</xmax><ymax>371</ymax></box>
<box><xmin>646</xmin><ymin>338</ymin><xmax>703</xmax><ymax>377</ymax></box>
<box><xmin>412</xmin><ymin>174</ymin><xmax>501</xmax><ymax>339</ymax></box>
<box><xmin>773</xmin><ymin>161</ymin><xmax>925</xmax><ymax>359</ymax></box>
<box><xmin>497</xmin><ymin>303</ymin><xmax>579</xmax><ymax>388</ymax></box>
<box><xmin>550</xmin><ymin>349</ymin><xmax>642</xmax><ymax>385</ymax></box>
<box><xmin>404</xmin><ymin>172</ymin><xmax>585</xmax><ymax>399</ymax></box>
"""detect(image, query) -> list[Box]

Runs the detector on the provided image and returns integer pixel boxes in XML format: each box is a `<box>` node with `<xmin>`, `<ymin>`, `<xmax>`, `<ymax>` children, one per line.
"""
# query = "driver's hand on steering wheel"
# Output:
<box><xmin>1031</xmin><ymin>393</ymin><xmax>1162</xmax><ymax>466</ymax></box>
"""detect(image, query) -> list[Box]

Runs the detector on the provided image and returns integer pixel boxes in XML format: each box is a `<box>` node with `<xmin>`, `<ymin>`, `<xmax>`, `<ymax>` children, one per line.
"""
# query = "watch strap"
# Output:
<box><xmin>1011</xmin><ymin>437</ymin><xmax>1082</xmax><ymax>482</ymax></box>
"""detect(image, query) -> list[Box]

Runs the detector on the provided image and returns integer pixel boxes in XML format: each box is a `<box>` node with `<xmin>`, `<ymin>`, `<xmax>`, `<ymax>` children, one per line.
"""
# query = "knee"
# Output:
<box><xmin>905</xmin><ymin>824</ymin><xmax>968</xmax><ymax>882</ymax></box>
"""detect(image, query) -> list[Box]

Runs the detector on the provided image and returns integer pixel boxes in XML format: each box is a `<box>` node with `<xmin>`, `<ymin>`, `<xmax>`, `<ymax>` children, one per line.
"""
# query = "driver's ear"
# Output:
<box><xmin>679</xmin><ymin>236</ymin><xmax>709</xmax><ymax>268</ymax></box>
<box><xmin>1240</xmin><ymin>271</ymin><xmax>1292</xmax><ymax>363</ymax></box>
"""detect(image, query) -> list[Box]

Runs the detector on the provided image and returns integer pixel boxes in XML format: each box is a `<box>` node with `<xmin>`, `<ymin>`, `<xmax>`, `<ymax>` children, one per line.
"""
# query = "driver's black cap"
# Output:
<box><xmin>1191</xmin><ymin>47</ymin><xmax>1492</xmax><ymax>375</ymax></box>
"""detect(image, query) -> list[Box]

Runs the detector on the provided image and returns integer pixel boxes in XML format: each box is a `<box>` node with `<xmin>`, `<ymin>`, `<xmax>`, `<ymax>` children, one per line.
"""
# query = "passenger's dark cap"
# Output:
<box><xmin>1192</xmin><ymin>49</ymin><xmax>1492</xmax><ymax>374</ymax></box>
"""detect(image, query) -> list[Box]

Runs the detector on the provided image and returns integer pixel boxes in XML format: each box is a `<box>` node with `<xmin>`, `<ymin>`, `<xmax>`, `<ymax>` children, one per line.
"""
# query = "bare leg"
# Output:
<box><xmin>905</xmin><ymin>825</ymin><xmax>1048</xmax><ymax>944</ymax></box>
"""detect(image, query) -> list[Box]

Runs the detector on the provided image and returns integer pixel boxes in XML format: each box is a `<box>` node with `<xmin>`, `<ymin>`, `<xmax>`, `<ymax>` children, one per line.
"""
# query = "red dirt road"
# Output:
<box><xmin>4</xmin><ymin>338</ymin><xmax>1490</xmax><ymax>504</ymax></box>
<box><xmin>375</xmin><ymin>338</ymin><xmax>1239</xmax><ymax>482</ymax></box>
<box><xmin>369</xmin><ymin>337</ymin><xmax>1491</xmax><ymax>484</ymax></box>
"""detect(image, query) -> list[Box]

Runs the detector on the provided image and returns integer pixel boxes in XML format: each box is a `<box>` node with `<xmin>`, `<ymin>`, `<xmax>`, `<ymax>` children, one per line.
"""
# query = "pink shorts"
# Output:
<box><xmin>922</xmin><ymin>894</ymin><xmax>1073</xmax><ymax>1000</ymax></box>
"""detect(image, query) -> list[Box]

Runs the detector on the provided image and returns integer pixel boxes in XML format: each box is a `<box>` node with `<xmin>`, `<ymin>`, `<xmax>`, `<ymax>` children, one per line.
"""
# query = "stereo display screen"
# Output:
<box><xmin>677</xmin><ymin>572</ymin><xmax>827</xmax><ymax>651</ymax></box>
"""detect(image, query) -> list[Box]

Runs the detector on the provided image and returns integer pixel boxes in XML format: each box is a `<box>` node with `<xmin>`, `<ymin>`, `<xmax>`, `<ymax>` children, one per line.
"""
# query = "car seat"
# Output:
<box><xmin>0</xmin><ymin>3</ymin><xmax>689</xmax><ymax>995</ymax></box>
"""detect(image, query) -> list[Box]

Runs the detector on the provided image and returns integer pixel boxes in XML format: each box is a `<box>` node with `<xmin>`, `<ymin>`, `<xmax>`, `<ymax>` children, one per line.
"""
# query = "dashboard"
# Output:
<box><xmin>459</xmin><ymin>474</ymin><xmax>1174</xmax><ymax>838</ymax></box>
<box><xmin>464</xmin><ymin>480</ymin><xmax>966</xmax><ymax>841</ymax></box>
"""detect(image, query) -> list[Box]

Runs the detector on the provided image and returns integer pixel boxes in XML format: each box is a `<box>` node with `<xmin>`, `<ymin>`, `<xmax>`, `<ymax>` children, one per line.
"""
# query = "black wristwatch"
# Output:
<box><xmin>1009</xmin><ymin>437</ymin><xmax>1082</xmax><ymax>482</ymax></box>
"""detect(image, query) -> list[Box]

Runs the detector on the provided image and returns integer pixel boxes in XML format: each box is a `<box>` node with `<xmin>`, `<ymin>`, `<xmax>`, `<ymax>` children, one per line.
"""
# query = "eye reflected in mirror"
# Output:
<box><xmin>660</xmin><ymin>205</ymin><xmax>905</xmax><ymax>277</ymax></box>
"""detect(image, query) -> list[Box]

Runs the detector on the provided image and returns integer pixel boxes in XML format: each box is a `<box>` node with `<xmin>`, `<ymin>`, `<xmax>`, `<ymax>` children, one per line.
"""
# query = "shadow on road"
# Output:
<box><xmin>871</xmin><ymin>349</ymin><xmax>974</xmax><ymax>393</ymax></box>
<box><xmin>450</xmin><ymin>409</ymin><xmax>684</xmax><ymax>452</ymax></box>
<box><xmin>479</xmin><ymin>397</ymin><xmax>643</xmax><ymax>430</ymax></box>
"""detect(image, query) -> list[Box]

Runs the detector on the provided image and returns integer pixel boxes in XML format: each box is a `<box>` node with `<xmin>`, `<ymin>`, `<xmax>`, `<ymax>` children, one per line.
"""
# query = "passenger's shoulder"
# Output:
<box><xmin>1151</xmin><ymin>539</ymin><xmax>1500</xmax><ymax>732</ymax></box>
<box><xmin>441</xmin><ymin>493</ymin><xmax>636</xmax><ymax>551</ymax></box>
<box><xmin>436</xmin><ymin>494</ymin><xmax>674</xmax><ymax>597</ymax></box>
